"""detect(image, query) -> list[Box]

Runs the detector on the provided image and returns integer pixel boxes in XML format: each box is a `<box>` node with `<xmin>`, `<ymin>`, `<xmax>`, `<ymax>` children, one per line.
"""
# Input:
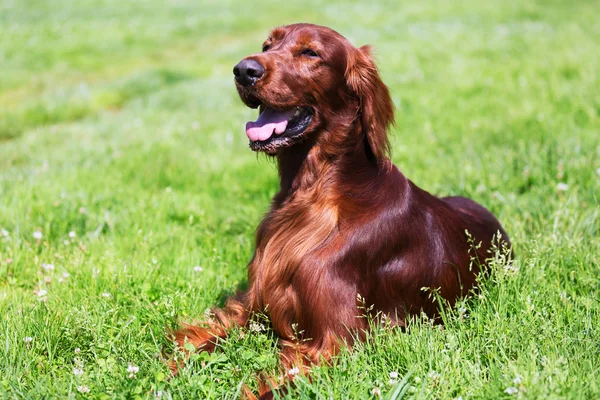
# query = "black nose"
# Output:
<box><xmin>233</xmin><ymin>59</ymin><xmax>265</xmax><ymax>86</ymax></box>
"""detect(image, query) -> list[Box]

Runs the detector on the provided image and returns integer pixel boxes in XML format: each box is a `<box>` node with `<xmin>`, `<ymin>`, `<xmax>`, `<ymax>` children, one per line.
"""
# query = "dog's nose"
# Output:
<box><xmin>233</xmin><ymin>59</ymin><xmax>264</xmax><ymax>86</ymax></box>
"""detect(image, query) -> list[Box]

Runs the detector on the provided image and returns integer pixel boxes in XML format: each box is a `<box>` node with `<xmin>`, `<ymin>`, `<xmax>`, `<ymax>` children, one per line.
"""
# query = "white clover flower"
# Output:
<box><xmin>33</xmin><ymin>231</ymin><xmax>43</xmax><ymax>240</ymax></box>
<box><xmin>101</xmin><ymin>292</ymin><xmax>112</xmax><ymax>299</ymax></box>
<box><xmin>24</xmin><ymin>337</ymin><xmax>33</xmax><ymax>344</ymax></box>
<box><xmin>77</xmin><ymin>385</ymin><xmax>90</xmax><ymax>393</ymax></box>
<box><xmin>428</xmin><ymin>370</ymin><xmax>440</xmax><ymax>380</ymax></box>
<box><xmin>73</xmin><ymin>367</ymin><xmax>84</xmax><ymax>376</ymax></box>
<box><xmin>249</xmin><ymin>322</ymin><xmax>266</xmax><ymax>333</ymax></box>
<box><xmin>559</xmin><ymin>292</ymin><xmax>567</xmax><ymax>301</ymax></box>
<box><xmin>128</xmin><ymin>364</ymin><xmax>139</xmax><ymax>378</ymax></box>
<box><xmin>75</xmin><ymin>348</ymin><xmax>81</xmax><ymax>354</ymax></box>
<box><xmin>37</xmin><ymin>289</ymin><xmax>48</xmax><ymax>297</ymax></box>
<box><xmin>1</xmin><ymin>228</ymin><xmax>8</xmax><ymax>237</ymax></box>
<box><xmin>63</xmin><ymin>240</ymin><xmax>70</xmax><ymax>245</ymax></box>
<box><xmin>389</xmin><ymin>371</ymin><xmax>399</xmax><ymax>379</ymax></box>
<box><xmin>69</xmin><ymin>231</ymin><xmax>77</xmax><ymax>238</ymax></box>
<box><xmin>371</xmin><ymin>387</ymin><xmax>381</xmax><ymax>396</ymax></box>
<box><xmin>287</xmin><ymin>367</ymin><xmax>300</xmax><ymax>377</ymax></box>
<box><xmin>513</xmin><ymin>375</ymin><xmax>522</xmax><ymax>384</ymax></box>
<box><xmin>42</xmin><ymin>263</ymin><xmax>55</xmax><ymax>271</ymax></box>
<box><xmin>556</xmin><ymin>182</ymin><xmax>569</xmax><ymax>191</ymax></box>
<box><xmin>193</xmin><ymin>266</ymin><xmax>203</xmax><ymax>273</ymax></box>
<box><xmin>504</xmin><ymin>387</ymin><xmax>518</xmax><ymax>395</ymax></box>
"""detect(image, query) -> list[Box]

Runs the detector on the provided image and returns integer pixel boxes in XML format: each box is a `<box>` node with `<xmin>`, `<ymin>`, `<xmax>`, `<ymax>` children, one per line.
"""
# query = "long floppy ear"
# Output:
<box><xmin>345</xmin><ymin>45</ymin><xmax>395</xmax><ymax>162</ymax></box>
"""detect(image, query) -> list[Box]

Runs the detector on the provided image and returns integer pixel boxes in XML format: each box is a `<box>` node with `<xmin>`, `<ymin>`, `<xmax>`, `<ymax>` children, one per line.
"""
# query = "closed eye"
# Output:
<box><xmin>301</xmin><ymin>49</ymin><xmax>319</xmax><ymax>58</ymax></box>
<box><xmin>262</xmin><ymin>44</ymin><xmax>271</xmax><ymax>52</ymax></box>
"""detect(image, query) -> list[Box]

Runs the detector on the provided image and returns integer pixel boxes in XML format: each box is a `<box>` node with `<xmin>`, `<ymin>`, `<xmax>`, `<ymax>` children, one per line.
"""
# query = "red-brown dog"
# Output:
<box><xmin>174</xmin><ymin>23</ymin><xmax>510</xmax><ymax>397</ymax></box>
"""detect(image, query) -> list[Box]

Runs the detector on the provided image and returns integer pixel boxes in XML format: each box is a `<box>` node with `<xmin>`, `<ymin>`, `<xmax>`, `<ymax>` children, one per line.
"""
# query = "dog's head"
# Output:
<box><xmin>234</xmin><ymin>23</ymin><xmax>394</xmax><ymax>160</ymax></box>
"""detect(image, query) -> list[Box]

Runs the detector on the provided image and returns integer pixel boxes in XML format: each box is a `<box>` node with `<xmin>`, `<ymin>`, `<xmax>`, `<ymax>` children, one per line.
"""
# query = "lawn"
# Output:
<box><xmin>0</xmin><ymin>0</ymin><xmax>599</xmax><ymax>398</ymax></box>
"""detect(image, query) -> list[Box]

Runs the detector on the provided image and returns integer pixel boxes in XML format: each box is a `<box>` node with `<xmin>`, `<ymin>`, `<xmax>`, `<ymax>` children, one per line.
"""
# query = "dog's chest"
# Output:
<box><xmin>249</xmin><ymin>200</ymin><xmax>338</xmax><ymax>333</ymax></box>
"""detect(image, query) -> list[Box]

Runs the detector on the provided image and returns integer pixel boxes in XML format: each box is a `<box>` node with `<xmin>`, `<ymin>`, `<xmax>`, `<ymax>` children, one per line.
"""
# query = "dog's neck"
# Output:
<box><xmin>275</xmin><ymin>120</ymin><xmax>381</xmax><ymax>202</ymax></box>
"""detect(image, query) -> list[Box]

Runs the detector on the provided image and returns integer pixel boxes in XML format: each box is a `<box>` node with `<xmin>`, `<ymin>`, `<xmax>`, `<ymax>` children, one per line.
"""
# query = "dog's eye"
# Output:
<box><xmin>262</xmin><ymin>44</ymin><xmax>270</xmax><ymax>52</ymax></box>
<box><xmin>301</xmin><ymin>49</ymin><xmax>319</xmax><ymax>58</ymax></box>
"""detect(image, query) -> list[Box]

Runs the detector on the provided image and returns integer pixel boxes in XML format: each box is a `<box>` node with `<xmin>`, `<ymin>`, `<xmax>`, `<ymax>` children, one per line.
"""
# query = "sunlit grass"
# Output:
<box><xmin>0</xmin><ymin>0</ymin><xmax>599</xmax><ymax>398</ymax></box>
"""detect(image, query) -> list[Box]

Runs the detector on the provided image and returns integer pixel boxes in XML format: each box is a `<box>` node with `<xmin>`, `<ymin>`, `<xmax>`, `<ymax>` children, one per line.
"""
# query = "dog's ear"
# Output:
<box><xmin>345</xmin><ymin>45</ymin><xmax>394</xmax><ymax>162</ymax></box>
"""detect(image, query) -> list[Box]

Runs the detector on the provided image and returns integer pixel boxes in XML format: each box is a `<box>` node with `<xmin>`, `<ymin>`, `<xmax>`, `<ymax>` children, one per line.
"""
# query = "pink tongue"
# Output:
<box><xmin>246</xmin><ymin>107</ymin><xmax>296</xmax><ymax>141</ymax></box>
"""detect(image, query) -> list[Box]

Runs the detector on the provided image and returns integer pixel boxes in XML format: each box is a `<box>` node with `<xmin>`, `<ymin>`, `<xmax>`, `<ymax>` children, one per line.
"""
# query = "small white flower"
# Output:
<box><xmin>513</xmin><ymin>375</ymin><xmax>522</xmax><ymax>384</ymax></box>
<box><xmin>24</xmin><ymin>337</ymin><xmax>33</xmax><ymax>344</ymax></box>
<box><xmin>63</xmin><ymin>272</ymin><xmax>70</xmax><ymax>278</ymax></box>
<box><xmin>128</xmin><ymin>364</ymin><xmax>139</xmax><ymax>378</ymax></box>
<box><xmin>155</xmin><ymin>390</ymin><xmax>164</xmax><ymax>398</ymax></box>
<box><xmin>37</xmin><ymin>289</ymin><xmax>48</xmax><ymax>297</ymax></box>
<box><xmin>556</xmin><ymin>182</ymin><xmax>569</xmax><ymax>191</ymax></box>
<box><xmin>63</xmin><ymin>240</ymin><xmax>70</xmax><ymax>245</ymax></box>
<box><xmin>73</xmin><ymin>367</ymin><xmax>84</xmax><ymax>376</ymax></box>
<box><xmin>389</xmin><ymin>371</ymin><xmax>399</xmax><ymax>379</ymax></box>
<box><xmin>75</xmin><ymin>348</ymin><xmax>81</xmax><ymax>354</ymax></box>
<box><xmin>193</xmin><ymin>265</ymin><xmax>203</xmax><ymax>273</ymax></box>
<box><xmin>33</xmin><ymin>231</ymin><xmax>43</xmax><ymax>240</ymax></box>
<box><xmin>101</xmin><ymin>292</ymin><xmax>112</xmax><ymax>299</ymax></box>
<box><xmin>42</xmin><ymin>263</ymin><xmax>55</xmax><ymax>271</ymax></box>
<box><xmin>505</xmin><ymin>263</ymin><xmax>520</xmax><ymax>274</ymax></box>
<box><xmin>287</xmin><ymin>367</ymin><xmax>300</xmax><ymax>377</ymax></box>
<box><xmin>77</xmin><ymin>385</ymin><xmax>90</xmax><ymax>393</ymax></box>
<box><xmin>428</xmin><ymin>370</ymin><xmax>440</xmax><ymax>380</ymax></box>
<box><xmin>371</xmin><ymin>387</ymin><xmax>381</xmax><ymax>396</ymax></box>
<box><xmin>504</xmin><ymin>387</ymin><xmax>518</xmax><ymax>395</ymax></box>
<box><xmin>69</xmin><ymin>231</ymin><xmax>77</xmax><ymax>238</ymax></box>
<box><xmin>559</xmin><ymin>292</ymin><xmax>567</xmax><ymax>301</ymax></box>
<box><xmin>249</xmin><ymin>322</ymin><xmax>266</xmax><ymax>332</ymax></box>
<box><xmin>1</xmin><ymin>228</ymin><xmax>8</xmax><ymax>237</ymax></box>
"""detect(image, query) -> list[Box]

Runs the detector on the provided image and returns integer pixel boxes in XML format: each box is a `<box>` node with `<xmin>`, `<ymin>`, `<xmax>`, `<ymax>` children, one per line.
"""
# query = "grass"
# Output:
<box><xmin>0</xmin><ymin>0</ymin><xmax>599</xmax><ymax>398</ymax></box>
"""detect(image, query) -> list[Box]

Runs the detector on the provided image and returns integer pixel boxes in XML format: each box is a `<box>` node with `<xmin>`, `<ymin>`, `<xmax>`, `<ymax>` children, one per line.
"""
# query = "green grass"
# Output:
<box><xmin>1</xmin><ymin>0</ymin><xmax>599</xmax><ymax>398</ymax></box>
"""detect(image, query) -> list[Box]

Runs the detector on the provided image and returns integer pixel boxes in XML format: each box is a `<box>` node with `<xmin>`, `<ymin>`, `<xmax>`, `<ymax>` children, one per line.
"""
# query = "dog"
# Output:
<box><xmin>173</xmin><ymin>23</ymin><xmax>511</xmax><ymax>398</ymax></box>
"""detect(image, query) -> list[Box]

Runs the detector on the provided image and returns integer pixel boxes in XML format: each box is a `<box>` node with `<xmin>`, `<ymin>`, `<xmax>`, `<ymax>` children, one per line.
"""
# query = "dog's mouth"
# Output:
<box><xmin>245</xmin><ymin>106</ymin><xmax>314</xmax><ymax>153</ymax></box>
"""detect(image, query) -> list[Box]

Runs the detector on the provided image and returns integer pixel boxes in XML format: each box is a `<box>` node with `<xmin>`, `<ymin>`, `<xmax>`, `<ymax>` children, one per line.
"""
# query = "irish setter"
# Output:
<box><xmin>174</xmin><ymin>23</ymin><xmax>510</xmax><ymax>397</ymax></box>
